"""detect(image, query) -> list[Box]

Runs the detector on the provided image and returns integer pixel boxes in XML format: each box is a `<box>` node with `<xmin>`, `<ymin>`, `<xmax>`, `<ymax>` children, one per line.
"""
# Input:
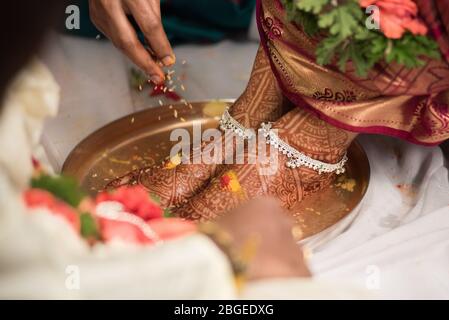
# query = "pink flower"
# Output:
<box><xmin>98</xmin><ymin>217</ymin><xmax>196</xmax><ymax>245</ymax></box>
<box><xmin>96</xmin><ymin>186</ymin><xmax>163</xmax><ymax>221</ymax></box>
<box><xmin>360</xmin><ymin>0</ymin><xmax>428</xmax><ymax>39</ymax></box>
<box><xmin>98</xmin><ymin>218</ymin><xmax>154</xmax><ymax>244</ymax></box>
<box><xmin>23</xmin><ymin>189</ymin><xmax>80</xmax><ymax>232</ymax></box>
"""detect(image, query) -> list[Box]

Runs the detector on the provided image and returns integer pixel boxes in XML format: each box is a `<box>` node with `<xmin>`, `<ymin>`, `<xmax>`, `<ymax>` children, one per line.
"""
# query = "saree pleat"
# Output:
<box><xmin>257</xmin><ymin>0</ymin><xmax>449</xmax><ymax>145</ymax></box>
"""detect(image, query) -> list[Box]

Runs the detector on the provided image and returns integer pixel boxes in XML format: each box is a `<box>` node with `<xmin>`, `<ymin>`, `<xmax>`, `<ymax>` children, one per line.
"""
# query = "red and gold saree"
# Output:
<box><xmin>256</xmin><ymin>0</ymin><xmax>449</xmax><ymax>146</ymax></box>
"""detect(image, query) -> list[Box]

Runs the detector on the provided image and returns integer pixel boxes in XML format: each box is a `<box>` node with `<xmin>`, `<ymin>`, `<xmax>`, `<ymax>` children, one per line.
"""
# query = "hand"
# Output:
<box><xmin>89</xmin><ymin>0</ymin><xmax>174</xmax><ymax>84</ymax></box>
<box><xmin>216</xmin><ymin>198</ymin><xmax>310</xmax><ymax>280</ymax></box>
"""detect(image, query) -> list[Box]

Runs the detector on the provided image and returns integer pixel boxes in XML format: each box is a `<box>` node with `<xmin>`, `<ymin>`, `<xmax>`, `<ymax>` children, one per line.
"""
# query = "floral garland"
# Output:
<box><xmin>24</xmin><ymin>162</ymin><xmax>256</xmax><ymax>288</ymax></box>
<box><xmin>282</xmin><ymin>0</ymin><xmax>441</xmax><ymax>77</ymax></box>
<box><xmin>24</xmin><ymin>162</ymin><xmax>195</xmax><ymax>245</ymax></box>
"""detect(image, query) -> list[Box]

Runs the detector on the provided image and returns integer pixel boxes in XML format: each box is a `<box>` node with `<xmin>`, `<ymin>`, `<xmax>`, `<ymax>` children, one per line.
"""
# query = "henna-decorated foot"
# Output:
<box><xmin>106</xmin><ymin>46</ymin><xmax>286</xmax><ymax>208</ymax></box>
<box><xmin>172</xmin><ymin>107</ymin><xmax>358</xmax><ymax>221</ymax></box>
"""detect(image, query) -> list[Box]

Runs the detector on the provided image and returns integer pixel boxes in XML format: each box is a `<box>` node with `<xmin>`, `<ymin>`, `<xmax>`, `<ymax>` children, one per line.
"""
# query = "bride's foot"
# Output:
<box><xmin>172</xmin><ymin>107</ymin><xmax>358</xmax><ymax>221</ymax></box>
<box><xmin>106</xmin><ymin>46</ymin><xmax>286</xmax><ymax>208</ymax></box>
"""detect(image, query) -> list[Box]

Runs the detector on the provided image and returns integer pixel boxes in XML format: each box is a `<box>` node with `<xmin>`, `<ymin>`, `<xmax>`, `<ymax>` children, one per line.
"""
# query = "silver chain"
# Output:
<box><xmin>219</xmin><ymin>109</ymin><xmax>348</xmax><ymax>175</ymax></box>
<box><xmin>260</xmin><ymin>122</ymin><xmax>348</xmax><ymax>175</ymax></box>
<box><xmin>219</xmin><ymin>107</ymin><xmax>255</xmax><ymax>139</ymax></box>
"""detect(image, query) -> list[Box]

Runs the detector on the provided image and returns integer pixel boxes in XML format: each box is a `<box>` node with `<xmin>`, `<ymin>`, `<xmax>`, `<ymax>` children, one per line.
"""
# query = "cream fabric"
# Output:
<box><xmin>242</xmin><ymin>278</ymin><xmax>373</xmax><ymax>299</ymax></box>
<box><xmin>307</xmin><ymin>136</ymin><xmax>449</xmax><ymax>299</ymax></box>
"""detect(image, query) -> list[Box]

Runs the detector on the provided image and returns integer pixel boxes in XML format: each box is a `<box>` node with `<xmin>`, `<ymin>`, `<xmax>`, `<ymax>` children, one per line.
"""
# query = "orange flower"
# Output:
<box><xmin>360</xmin><ymin>0</ymin><xmax>428</xmax><ymax>39</ymax></box>
<box><xmin>220</xmin><ymin>170</ymin><xmax>243</xmax><ymax>194</ymax></box>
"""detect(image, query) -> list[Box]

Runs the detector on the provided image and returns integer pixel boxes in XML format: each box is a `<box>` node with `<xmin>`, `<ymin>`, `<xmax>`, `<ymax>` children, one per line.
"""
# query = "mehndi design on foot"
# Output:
<box><xmin>172</xmin><ymin>107</ymin><xmax>358</xmax><ymax>220</ymax></box>
<box><xmin>106</xmin><ymin>46</ymin><xmax>285</xmax><ymax>208</ymax></box>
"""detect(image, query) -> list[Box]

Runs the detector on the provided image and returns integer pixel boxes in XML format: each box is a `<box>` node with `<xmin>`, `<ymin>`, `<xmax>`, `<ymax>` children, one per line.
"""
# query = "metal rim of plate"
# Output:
<box><xmin>63</xmin><ymin>100</ymin><xmax>370</xmax><ymax>240</ymax></box>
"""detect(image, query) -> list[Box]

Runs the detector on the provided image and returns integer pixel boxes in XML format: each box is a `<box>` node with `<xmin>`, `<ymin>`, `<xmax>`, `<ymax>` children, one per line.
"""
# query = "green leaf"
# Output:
<box><xmin>318</xmin><ymin>5</ymin><xmax>359</xmax><ymax>38</ymax></box>
<box><xmin>296</xmin><ymin>10</ymin><xmax>320</xmax><ymax>36</ymax></box>
<box><xmin>337</xmin><ymin>45</ymin><xmax>350</xmax><ymax>72</ymax></box>
<box><xmin>296</xmin><ymin>0</ymin><xmax>329</xmax><ymax>14</ymax></box>
<box><xmin>163</xmin><ymin>208</ymin><xmax>173</xmax><ymax>218</ymax></box>
<box><xmin>80</xmin><ymin>212</ymin><xmax>101</xmax><ymax>240</ymax></box>
<box><xmin>283</xmin><ymin>0</ymin><xmax>441</xmax><ymax>77</ymax></box>
<box><xmin>385</xmin><ymin>33</ymin><xmax>441</xmax><ymax>69</ymax></box>
<box><xmin>316</xmin><ymin>35</ymin><xmax>344</xmax><ymax>66</ymax></box>
<box><xmin>31</xmin><ymin>175</ymin><xmax>85</xmax><ymax>207</ymax></box>
<box><xmin>353</xmin><ymin>26</ymin><xmax>373</xmax><ymax>41</ymax></box>
<box><xmin>370</xmin><ymin>35</ymin><xmax>387</xmax><ymax>56</ymax></box>
<box><xmin>130</xmin><ymin>68</ymin><xmax>147</xmax><ymax>90</ymax></box>
<box><xmin>349</xmin><ymin>42</ymin><xmax>370</xmax><ymax>77</ymax></box>
<box><xmin>283</xmin><ymin>0</ymin><xmax>319</xmax><ymax>36</ymax></box>
<box><xmin>150</xmin><ymin>193</ymin><xmax>161</xmax><ymax>205</ymax></box>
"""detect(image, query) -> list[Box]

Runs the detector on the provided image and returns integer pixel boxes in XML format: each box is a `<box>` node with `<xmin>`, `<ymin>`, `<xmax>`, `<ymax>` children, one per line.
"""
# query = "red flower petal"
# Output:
<box><xmin>98</xmin><ymin>218</ymin><xmax>155</xmax><ymax>244</ymax></box>
<box><xmin>96</xmin><ymin>186</ymin><xmax>163</xmax><ymax>221</ymax></box>
<box><xmin>23</xmin><ymin>189</ymin><xmax>80</xmax><ymax>232</ymax></box>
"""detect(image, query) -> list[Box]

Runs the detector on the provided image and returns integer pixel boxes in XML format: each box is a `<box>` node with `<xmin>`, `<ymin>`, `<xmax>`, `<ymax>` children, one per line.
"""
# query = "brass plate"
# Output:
<box><xmin>63</xmin><ymin>100</ymin><xmax>370</xmax><ymax>239</ymax></box>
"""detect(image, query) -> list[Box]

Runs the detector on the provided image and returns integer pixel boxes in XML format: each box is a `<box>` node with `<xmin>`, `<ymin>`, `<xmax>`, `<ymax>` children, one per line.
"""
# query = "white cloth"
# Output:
<box><xmin>308</xmin><ymin>136</ymin><xmax>449</xmax><ymax>299</ymax></box>
<box><xmin>40</xmin><ymin>35</ymin><xmax>449</xmax><ymax>299</ymax></box>
<box><xmin>0</xmin><ymin>60</ymin><xmax>59</xmax><ymax>189</ymax></box>
<box><xmin>242</xmin><ymin>278</ymin><xmax>373</xmax><ymax>300</ymax></box>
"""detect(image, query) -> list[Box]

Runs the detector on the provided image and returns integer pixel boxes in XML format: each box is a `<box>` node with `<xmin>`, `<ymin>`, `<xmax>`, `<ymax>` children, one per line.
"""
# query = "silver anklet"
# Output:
<box><xmin>219</xmin><ymin>107</ymin><xmax>254</xmax><ymax>139</ymax></box>
<box><xmin>260</xmin><ymin>122</ymin><xmax>348</xmax><ymax>175</ymax></box>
